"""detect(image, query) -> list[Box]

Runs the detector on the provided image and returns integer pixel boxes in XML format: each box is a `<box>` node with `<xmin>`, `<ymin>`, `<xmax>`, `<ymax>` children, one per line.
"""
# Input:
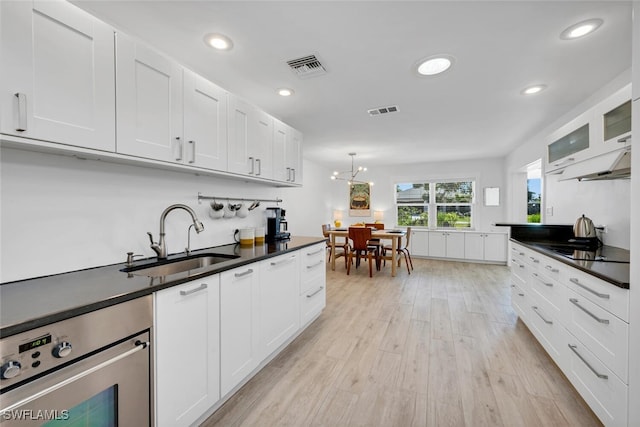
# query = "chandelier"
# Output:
<box><xmin>330</xmin><ymin>153</ymin><xmax>373</xmax><ymax>185</ymax></box>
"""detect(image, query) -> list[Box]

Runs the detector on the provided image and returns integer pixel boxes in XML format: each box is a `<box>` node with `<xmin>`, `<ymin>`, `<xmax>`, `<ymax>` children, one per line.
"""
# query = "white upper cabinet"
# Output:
<box><xmin>116</xmin><ymin>32</ymin><xmax>183</xmax><ymax>161</ymax></box>
<box><xmin>227</xmin><ymin>95</ymin><xmax>273</xmax><ymax>179</ymax></box>
<box><xmin>184</xmin><ymin>69</ymin><xmax>228</xmax><ymax>171</ymax></box>
<box><xmin>273</xmin><ymin>119</ymin><xmax>303</xmax><ymax>184</ymax></box>
<box><xmin>0</xmin><ymin>0</ymin><xmax>116</xmax><ymax>151</ymax></box>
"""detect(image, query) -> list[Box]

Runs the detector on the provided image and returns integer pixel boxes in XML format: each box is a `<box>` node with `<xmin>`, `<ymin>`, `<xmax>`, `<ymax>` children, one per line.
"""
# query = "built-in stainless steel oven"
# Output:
<box><xmin>0</xmin><ymin>296</ymin><xmax>152</xmax><ymax>426</ymax></box>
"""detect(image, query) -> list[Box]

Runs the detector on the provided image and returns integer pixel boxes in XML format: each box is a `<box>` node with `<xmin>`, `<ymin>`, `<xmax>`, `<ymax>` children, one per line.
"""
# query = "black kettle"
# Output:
<box><xmin>573</xmin><ymin>214</ymin><xmax>597</xmax><ymax>238</ymax></box>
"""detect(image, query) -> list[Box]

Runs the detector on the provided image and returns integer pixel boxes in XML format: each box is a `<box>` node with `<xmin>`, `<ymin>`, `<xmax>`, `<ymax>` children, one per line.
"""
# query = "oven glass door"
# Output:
<box><xmin>0</xmin><ymin>332</ymin><xmax>150</xmax><ymax>426</ymax></box>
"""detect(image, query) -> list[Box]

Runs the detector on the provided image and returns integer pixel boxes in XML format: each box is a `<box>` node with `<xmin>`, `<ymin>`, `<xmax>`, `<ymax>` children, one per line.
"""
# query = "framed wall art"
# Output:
<box><xmin>349</xmin><ymin>183</ymin><xmax>371</xmax><ymax>217</ymax></box>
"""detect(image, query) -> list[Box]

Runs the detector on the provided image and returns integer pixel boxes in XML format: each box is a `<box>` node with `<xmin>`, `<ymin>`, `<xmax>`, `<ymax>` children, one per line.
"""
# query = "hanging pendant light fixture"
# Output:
<box><xmin>330</xmin><ymin>153</ymin><xmax>373</xmax><ymax>185</ymax></box>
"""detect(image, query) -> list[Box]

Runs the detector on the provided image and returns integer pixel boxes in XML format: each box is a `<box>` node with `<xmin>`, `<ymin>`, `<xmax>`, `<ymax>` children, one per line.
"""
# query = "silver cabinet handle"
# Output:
<box><xmin>270</xmin><ymin>255</ymin><xmax>296</xmax><ymax>266</ymax></box>
<box><xmin>569</xmin><ymin>278</ymin><xmax>610</xmax><ymax>299</ymax></box>
<box><xmin>617</xmin><ymin>136</ymin><xmax>631</xmax><ymax>143</ymax></box>
<box><xmin>307</xmin><ymin>248</ymin><xmax>324</xmax><ymax>256</ymax></box>
<box><xmin>179</xmin><ymin>283</ymin><xmax>207</xmax><ymax>296</ymax></box>
<box><xmin>292</xmin><ymin>168</ymin><xmax>296</xmax><ymax>182</ymax></box>
<box><xmin>545</xmin><ymin>265</ymin><xmax>559</xmax><ymax>273</ymax></box>
<box><xmin>532</xmin><ymin>306</ymin><xmax>553</xmax><ymax>324</ymax></box>
<box><xmin>286</xmin><ymin>167</ymin><xmax>291</xmax><ymax>181</ymax></box>
<box><xmin>518</xmin><ymin>293</ymin><xmax>525</xmax><ymax>297</ymax></box>
<box><xmin>553</xmin><ymin>157</ymin><xmax>575</xmax><ymax>167</ymax></box>
<box><xmin>529</xmin><ymin>256</ymin><xmax>540</xmax><ymax>263</ymax></box>
<box><xmin>234</xmin><ymin>268</ymin><xmax>254</xmax><ymax>278</ymax></box>
<box><xmin>14</xmin><ymin>93</ymin><xmax>27</xmax><ymax>132</ymax></box>
<box><xmin>307</xmin><ymin>286</ymin><xmax>324</xmax><ymax>298</ymax></box>
<box><xmin>511</xmin><ymin>259</ymin><xmax>524</xmax><ymax>268</ymax></box>
<box><xmin>188</xmin><ymin>140</ymin><xmax>196</xmax><ymax>163</ymax></box>
<box><xmin>307</xmin><ymin>260</ymin><xmax>324</xmax><ymax>269</ymax></box>
<box><xmin>569</xmin><ymin>298</ymin><xmax>609</xmax><ymax>324</ymax></box>
<box><xmin>532</xmin><ymin>273</ymin><xmax>553</xmax><ymax>287</ymax></box>
<box><xmin>175</xmin><ymin>136</ymin><xmax>183</xmax><ymax>161</ymax></box>
<box><xmin>249</xmin><ymin>157</ymin><xmax>255</xmax><ymax>174</ymax></box>
<box><xmin>256</xmin><ymin>158</ymin><xmax>261</xmax><ymax>176</ymax></box>
<box><xmin>568</xmin><ymin>344</ymin><xmax>608</xmax><ymax>379</ymax></box>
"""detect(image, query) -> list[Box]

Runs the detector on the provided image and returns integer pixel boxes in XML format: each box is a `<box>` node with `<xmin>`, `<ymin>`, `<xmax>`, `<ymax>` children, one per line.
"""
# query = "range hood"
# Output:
<box><xmin>558</xmin><ymin>146</ymin><xmax>631</xmax><ymax>181</ymax></box>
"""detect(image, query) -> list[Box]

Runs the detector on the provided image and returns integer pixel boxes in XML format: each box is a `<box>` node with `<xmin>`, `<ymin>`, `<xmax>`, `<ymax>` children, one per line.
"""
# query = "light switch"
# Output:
<box><xmin>545</xmin><ymin>207</ymin><xmax>553</xmax><ymax>216</ymax></box>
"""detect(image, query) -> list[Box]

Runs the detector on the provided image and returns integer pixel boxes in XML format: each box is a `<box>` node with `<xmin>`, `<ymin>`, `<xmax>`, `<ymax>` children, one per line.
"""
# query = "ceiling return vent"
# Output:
<box><xmin>368</xmin><ymin>105</ymin><xmax>399</xmax><ymax>116</ymax></box>
<box><xmin>286</xmin><ymin>54</ymin><xmax>327</xmax><ymax>78</ymax></box>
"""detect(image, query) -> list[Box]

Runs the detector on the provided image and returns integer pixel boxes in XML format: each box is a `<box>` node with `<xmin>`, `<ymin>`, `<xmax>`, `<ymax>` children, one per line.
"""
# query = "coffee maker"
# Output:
<box><xmin>266</xmin><ymin>207</ymin><xmax>290</xmax><ymax>241</ymax></box>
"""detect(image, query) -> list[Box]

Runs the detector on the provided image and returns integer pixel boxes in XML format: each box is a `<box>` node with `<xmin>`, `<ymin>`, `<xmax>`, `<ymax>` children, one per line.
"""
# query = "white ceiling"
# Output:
<box><xmin>72</xmin><ymin>1</ymin><xmax>632</xmax><ymax>171</ymax></box>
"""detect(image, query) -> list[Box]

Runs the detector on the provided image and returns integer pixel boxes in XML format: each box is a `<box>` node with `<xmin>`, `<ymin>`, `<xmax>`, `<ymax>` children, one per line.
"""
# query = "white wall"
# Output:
<box><xmin>327</xmin><ymin>157</ymin><xmax>507</xmax><ymax>231</ymax></box>
<box><xmin>504</xmin><ymin>69</ymin><xmax>632</xmax><ymax>249</ymax></box>
<box><xmin>0</xmin><ymin>147</ymin><xmax>333</xmax><ymax>282</ymax></box>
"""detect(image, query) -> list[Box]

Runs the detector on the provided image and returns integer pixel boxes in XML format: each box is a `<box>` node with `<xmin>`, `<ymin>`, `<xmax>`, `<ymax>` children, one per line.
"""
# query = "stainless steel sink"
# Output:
<box><xmin>123</xmin><ymin>253</ymin><xmax>239</xmax><ymax>277</ymax></box>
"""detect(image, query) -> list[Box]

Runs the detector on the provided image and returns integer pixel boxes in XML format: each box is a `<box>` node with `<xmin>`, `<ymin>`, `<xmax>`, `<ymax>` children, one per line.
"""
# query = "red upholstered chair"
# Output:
<box><xmin>347</xmin><ymin>227</ymin><xmax>380</xmax><ymax>277</ymax></box>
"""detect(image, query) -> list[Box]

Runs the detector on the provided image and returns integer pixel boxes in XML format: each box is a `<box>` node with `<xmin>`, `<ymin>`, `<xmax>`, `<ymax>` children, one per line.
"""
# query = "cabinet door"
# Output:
<box><xmin>483</xmin><ymin>233</ymin><xmax>507</xmax><ymax>262</ymax></box>
<box><xmin>227</xmin><ymin>95</ymin><xmax>253</xmax><ymax>176</ymax></box>
<box><xmin>155</xmin><ymin>277</ymin><xmax>220</xmax><ymax>427</ymax></box>
<box><xmin>272</xmin><ymin>120</ymin><xmax>288</xmax><ymax>182</ymax></box>
<box><xmin>0</xmin><ymin>0</ymin><xmax>115</xmax><ymax>150</ymax></box>
<box><xmin>259</xmin><ymin>253</ymin><xmax>300</xmax><ymax>360</ymax></box>
<box><xmin>410</xmin><ymin>230</ymin><xmax>429</xmax><ymax>256</ymax></box>
<box><xmin>428</xmin><ymin>232</ymin><xmax>447</xmax><ymax>258</ymax></box>
<box><xmin>446</xmin><ymin>232</ymin><xmax>465</xmax><ymax>259</ymax></box>
<box><xmin>116</xmin><ymin>33</ymin><xmax>183</xmax><ymax>161</ymax></box>
<box><xmin>184</xmin><ymin>70</ymin><xmax>227</xmax><ymax>170</ymax></box>
<box><xmin>220</xmin><ymin>266</ymin><xmax>260</xmax><ymax>397</ymax></box>
<box><xmin>464</xmin><ymin>233</ymin><xmax>484</xmax><ymax>260</ymax></box>
<box><xmin>286</xmin><ymin>127</ymin><xmax>303</xmax><ymax>184</ymax></box>
<box><xmin>252</xmin><ymin>109</ymin><xmax>274</xmax><ymax>180</ymax></box>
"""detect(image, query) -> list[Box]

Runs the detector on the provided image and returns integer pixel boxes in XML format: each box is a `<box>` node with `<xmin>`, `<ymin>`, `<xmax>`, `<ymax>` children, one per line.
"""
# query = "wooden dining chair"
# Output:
<box><xmin>364</xmin><ymin>223</ymin><xmax>384</xmax><ymax>252</ymax></box>
<box><xmin>347</xmin><ymin>227</ymin><xmax>380</xmax><ymax>277</ymax></box>
<box><xmin>383</xmin><ymin>227</ymin><xmax>414</xmax><ymax>274</ymax></box>
<box><xmin>322</xmin><ymin>224</ymin><xmax>348</xmax><ymax>268</ymax></box>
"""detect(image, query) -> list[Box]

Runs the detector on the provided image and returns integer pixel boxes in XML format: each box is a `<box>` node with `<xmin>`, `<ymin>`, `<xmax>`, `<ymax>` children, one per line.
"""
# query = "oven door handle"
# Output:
<box><xmin>0</xmin><ymin>340</ymin><xmax>149</xmax><ymax>416</ymax></box>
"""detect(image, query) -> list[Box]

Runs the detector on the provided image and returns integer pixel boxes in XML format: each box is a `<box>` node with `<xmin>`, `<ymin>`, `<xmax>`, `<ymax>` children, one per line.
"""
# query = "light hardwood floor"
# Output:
<box><xmin>202</xmin><ymin>258</ymin><xmax>602</xmax><ymax>427</ymax></box>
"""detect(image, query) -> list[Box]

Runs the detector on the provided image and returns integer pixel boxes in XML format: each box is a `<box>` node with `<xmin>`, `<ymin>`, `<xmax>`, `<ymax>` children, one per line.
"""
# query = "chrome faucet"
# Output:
<box><xmin>147</xmin><ymin>204</ymin><xmax>205</xmax><ymax>259</ymax></box>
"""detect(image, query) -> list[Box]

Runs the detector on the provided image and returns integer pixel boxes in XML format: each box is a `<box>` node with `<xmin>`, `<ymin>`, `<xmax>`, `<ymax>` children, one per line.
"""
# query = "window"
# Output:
<box><xmin>526</xmin><ymin>160</ymin><xmax>542</xmax><ymax>223</ymax></box>
<box><xmin>396</xmin><ymin>180</ymin><xmax>474</xmax><ymax>228</ymax></box>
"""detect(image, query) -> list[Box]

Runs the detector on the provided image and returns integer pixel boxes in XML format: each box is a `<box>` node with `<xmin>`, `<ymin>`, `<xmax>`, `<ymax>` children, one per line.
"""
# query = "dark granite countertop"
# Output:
<box><xmin>0</xmin><ymin>236</ymin><xmax>326</xmax><ymax>337</ymax></box>
<box><xmin>511</xmin><ymin>239</ymin><xmax>630</xmax><ymax>289</ymax></box>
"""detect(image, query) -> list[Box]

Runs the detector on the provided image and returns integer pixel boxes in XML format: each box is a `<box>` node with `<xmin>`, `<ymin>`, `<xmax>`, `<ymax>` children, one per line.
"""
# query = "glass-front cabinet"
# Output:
<box><xmin>547</xmin><ymin>123</ymin><xmax>590</xmax><ymax>166</ymax></box>
<box><xmin>603</xmin><ymin>100</ymin><xmax>631</xmax><ymax>144</ymax></box>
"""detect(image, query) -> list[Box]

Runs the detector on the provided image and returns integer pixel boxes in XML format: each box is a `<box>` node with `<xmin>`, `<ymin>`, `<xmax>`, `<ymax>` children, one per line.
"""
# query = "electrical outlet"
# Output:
<box><xmin>601</xmin><ymin>225</ymin><xmax>608</xmax><ymax>234</ymax></box>
<box><xmin>545</xmin><ymin>207</ymin><xmax>553</xmax><ymax>216</ymax></box>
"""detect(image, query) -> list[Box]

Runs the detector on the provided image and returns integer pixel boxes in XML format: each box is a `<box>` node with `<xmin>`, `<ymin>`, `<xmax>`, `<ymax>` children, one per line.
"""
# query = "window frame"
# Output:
<box><xmin>395</xmin><ymin>179</ymin><xmax>476</xmax><ymax>229</ymax></box>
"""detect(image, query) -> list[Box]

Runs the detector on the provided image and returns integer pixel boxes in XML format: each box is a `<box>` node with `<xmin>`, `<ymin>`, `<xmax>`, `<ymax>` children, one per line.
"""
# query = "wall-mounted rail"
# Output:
<box><xmin>197</xmin><ymin>192</ymin><xmax>283</xmax><ymax>204</ymax></box>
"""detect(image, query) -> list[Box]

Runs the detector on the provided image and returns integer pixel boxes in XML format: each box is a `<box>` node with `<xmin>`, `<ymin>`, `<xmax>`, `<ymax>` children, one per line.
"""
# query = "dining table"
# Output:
<box><xmin>327</xmin><ymin>228</ymin><xmax>407</xmax><ymax>277</ymax></box>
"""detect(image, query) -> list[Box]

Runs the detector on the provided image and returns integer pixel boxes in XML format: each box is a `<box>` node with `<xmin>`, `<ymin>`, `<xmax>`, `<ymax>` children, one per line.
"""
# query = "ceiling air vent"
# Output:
<box><xmin>368</xmin><ymin>105</ymin><xmax>399</xmax><ymax>116</ymax></box>
<box><xmin>286</xmin><ymin>54</ymin><xmax>327</xmax><ymax>79</ymax></box>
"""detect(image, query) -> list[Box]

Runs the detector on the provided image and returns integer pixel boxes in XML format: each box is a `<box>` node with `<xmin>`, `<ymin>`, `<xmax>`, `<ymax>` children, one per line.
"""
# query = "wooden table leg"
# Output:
<box><xmin>390</xmin><ymin>236</ymin><xmax>398</xmax><ymax>277</ymax></box>
<box><xmin>330</xmin><ymin>233</ymin><xmax>336</xmax><ymax>271</ymax></box>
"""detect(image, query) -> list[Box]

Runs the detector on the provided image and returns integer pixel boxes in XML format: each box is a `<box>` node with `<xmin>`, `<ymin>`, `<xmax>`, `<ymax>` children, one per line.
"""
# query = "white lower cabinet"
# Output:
<box><xmin>258</xmin><ymin>252</ymin><xmax>301</xmax><ymax>361</ymax></box>
<box><xmin>300</xmin><ymin>243</ymin><xmax>326</xmax><ymax>326</ymax></box>
<box><xmin>510</xmin><ymin>241</ymin><xmax>629</xmax><ymax>427</ymax></box>
<box><xmin>464</xmin><ymin>232</ymin><xmax>507</xmax><ymax>262</ymax></box>
<box><xmin>428</xmin><ymin>231</ymin><xmax>465</xmax><ymax>259</ymax></box>
<box><xmin>409</xmin><ymin>230</ymin><xmax>429</xmax><ymax>256</ymax></box>
<box><xmin>220</xmin><ymin>265</ymin><xmax>260</xmax><ymax>397</ymax></box>
<box><xmin>155</xmin><ymin>276</ymin><xmax>220</xmax><ymax>427</ymax></box>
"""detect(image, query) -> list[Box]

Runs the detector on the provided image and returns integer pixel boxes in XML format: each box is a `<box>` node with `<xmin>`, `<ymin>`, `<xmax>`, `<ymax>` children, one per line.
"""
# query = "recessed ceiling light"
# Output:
<box><xmin>203</xmin><ymin>33</ymin><xmax>234</xmax><ymax>50</ymax></box>
<box><xmin>521</xmin><ymin>84</ymin><xmax>547</xmax><ymax>95</ymax></box>
<box><xmin>277</xmin><ymin>88</ymin><xmax>294</xmax><ymax>97</ymax></box>
<box><xmin>560</xmin><ymin>19</ymin><xmax>603</xmax><ymax>40</ymax></box>
<box><xmin>416</xmin><ymin>55</ymin><xmax>454</xmax><ymax>76</ymax></box>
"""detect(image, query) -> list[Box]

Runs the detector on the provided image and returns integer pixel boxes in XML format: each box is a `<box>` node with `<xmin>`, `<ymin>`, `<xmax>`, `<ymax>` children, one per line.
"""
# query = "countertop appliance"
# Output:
<box><xmin>0</xmin><ymin>296</ymin><xmax>152</xmax><ymax>425</ymax></box>
<box><xmin>266</xmin><ymin>207</ymin><xmax>290</xmax><ymax>242</ymax></box>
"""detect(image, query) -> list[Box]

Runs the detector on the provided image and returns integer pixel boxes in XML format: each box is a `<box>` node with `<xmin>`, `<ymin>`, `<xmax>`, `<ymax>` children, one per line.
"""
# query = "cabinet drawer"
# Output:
<box><xmin>526</xmin><ymin>296</ymin><xmax>564</xmax><ymax>366</ymax></box>
<box><xmin>538</xmin><ymin>256</ymin><xmax>565</xmax><ymax>283</ymax></box>
<box><xmin>529</xmin><ymin>270</ymin><xmax>566</xmax><ymax>321</ymax></box>
<box><xmin>564</xmin><ymin>334</ymin><xmax>628</xmax><ymax>427</ymax></box>
<box><xmin>566</xmin><ymin>269</ymin><xmax>629</xmax><ymax>322</ymax></box>
<box><xmin>300</xmin><ymin>276</ymin><xmax>325</xmax><ymax>326</ymax></box>
<box><xmin>301</xmin><ymin>244</ymin><xmax>326</xmax><ymax>284</ymax></box>
<box><xmin>510</xmin><ymin>254</ymin><xmax>528</xmax><ymax>285</ymax></box>
<box><xmin>510</xmin><ymin>282</ymin><xmax>528</xmax><ymax>321</ymax></box>
<box><xmin>566</xmin><ymin>288</ymin><xmax>629</xmax><ymax>383</ymax></box>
